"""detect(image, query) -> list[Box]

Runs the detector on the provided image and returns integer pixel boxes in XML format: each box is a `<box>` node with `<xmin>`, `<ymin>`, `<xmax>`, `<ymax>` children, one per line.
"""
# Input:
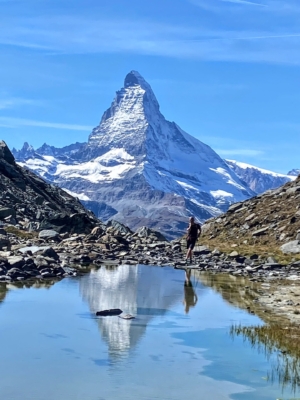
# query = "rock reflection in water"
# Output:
<box><xmin>79</xmin><ymin>265</ymin><xmax>182</xmax><ymax>360</ymax></box>
<box><xmin>0</xmin><ymin>283</ymin><xmax>7</xmax><ymax>303</ymax></box>
<box><xmin>0</xmin><ymin>279</ymin><xmax>61</xmax><ymax>305</ymax></box>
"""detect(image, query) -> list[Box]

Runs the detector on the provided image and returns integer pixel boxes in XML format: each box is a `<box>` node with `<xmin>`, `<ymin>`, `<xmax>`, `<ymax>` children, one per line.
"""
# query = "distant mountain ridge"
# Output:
<box><xmin>225</xmin><ymin>160</ymin><xmax>296</xmax><ymax>195</ymax></box>
<box><xmin>10</xmin><ymin>71</ymin><xmax>298</xmax><ymax>239</ymax></box>
<box><xmin>288</xmin><ymin>169</ymin><xmax>300</xmax><ymax>177</ymax></box>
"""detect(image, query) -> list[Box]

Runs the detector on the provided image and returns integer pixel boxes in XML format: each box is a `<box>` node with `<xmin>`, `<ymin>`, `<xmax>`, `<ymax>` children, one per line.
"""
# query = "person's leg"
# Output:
<box><xmin>189</xmin><ymin>240</ymin><xmax>196</xmax><ymax>263</ymax></box>
<box><xmin>186</xmin><ymin>240</ymin><xmax>192</xmax><ymax>262</ymax></box>
<box><xmin>186</xmin><ymin>247</ymin><xmax>192</xmax><ymax>260</ymax></box>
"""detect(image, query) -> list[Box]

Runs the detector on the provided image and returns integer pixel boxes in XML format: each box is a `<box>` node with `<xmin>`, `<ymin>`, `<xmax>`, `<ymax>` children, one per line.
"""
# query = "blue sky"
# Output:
<box><xmin>0</xmin><ymin>0</ymin><xmax>299</xmax><ymax>174</ymax></box>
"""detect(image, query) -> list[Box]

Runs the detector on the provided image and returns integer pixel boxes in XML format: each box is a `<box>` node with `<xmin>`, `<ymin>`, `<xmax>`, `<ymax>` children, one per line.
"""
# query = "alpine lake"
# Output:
<box><xmin>0</xmin><ymin>264</ymin><xmax>299</xmax><ymax>400</ymax></box>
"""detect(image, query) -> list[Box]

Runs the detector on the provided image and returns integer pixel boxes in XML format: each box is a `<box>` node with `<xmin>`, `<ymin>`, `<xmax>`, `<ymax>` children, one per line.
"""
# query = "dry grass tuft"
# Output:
<box><xmin>4</xmin><ymin>226</ymin><xmax>38</xmax><ymax>239</ymax></box>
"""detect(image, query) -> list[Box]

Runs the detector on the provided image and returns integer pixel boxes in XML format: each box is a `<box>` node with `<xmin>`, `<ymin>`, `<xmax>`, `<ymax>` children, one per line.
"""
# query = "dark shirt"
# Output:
<box><xmin>188</xmin><ymin>223</ymin><xmax>201</xmax><ymax>240</ymax></box>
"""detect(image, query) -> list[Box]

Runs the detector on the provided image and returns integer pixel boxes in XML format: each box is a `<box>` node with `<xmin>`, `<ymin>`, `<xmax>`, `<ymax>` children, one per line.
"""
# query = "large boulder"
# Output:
<box><xmin>39</xmin><ymin>230</ymin><xmax>60</xmax><ymax>240</ymax></box>
<box><xmin>39</xmin><ymin>212</ymin><xmax>96</xmax><ymax>234</ymax></box>
<box><xmin>135</xmin><ymin>226</ymin><xmax>167</xmax><ymax>241</ymax></box>
<box><xmin>106</xmin><ymin>220</ymin><xmax>132</xmax><ymax>235</ymax></box>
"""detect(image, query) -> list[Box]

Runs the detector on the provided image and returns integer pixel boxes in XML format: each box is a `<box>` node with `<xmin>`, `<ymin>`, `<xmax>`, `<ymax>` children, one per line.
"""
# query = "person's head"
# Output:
<box><xmin>189</xmin><ymin>216</ymin><xmax>195</xmax><ymax>224</ymax></box>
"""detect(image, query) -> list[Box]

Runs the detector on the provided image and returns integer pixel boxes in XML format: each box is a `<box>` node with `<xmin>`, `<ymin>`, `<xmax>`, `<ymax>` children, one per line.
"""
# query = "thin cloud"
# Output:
<box><xmin>216</xmin><ymin>149</ymin><xmax>264</xmax><ymax>157</ymax></box>
<box><xmin>0</xmin><ymin>117</ymin><xmax>93</xmax><ymax>131</ymax></box>
<box><xmin>0</xmin><ymin>13</ymin><xmax>300</xmax><ymax>64</ymax></box>
<box><xmin>0</xmin><ymin>97</ymin><xmax>39</xmax><ymax>110</ymax></box>
<box><xmin>221</xmin><ymin>0</ymin><xmax>266</xmax><ymax>6</ymax></box>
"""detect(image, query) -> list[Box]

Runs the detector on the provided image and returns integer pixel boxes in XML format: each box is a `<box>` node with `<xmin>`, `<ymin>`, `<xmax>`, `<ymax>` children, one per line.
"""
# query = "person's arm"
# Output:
<box><xmin>197</xmin><ymin>225</ymin><xmax>201</xmax><ymax>238</ymax></box>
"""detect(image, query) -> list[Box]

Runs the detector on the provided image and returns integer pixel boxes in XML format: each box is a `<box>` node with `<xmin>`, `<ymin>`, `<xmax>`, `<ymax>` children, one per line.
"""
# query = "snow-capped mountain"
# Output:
<box><xmin>13</xmin><ymin>71</ymin><xmax>256</xmax><ymax>239</ymax></box>
<box><xmin>225</xmin><ymin>160</ymin><xmax>296</xmax><ymax>194</ymax></box>
<box><xmin>287</xmin><ymin>169</ymin><xmax>300</xmax><ymax>177</ymax></box>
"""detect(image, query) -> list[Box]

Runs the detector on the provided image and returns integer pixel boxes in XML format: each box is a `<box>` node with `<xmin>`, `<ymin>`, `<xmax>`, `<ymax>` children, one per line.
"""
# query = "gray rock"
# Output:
<box><xmin>245</xmin><ymin>213</ymin><xmax>256</xmax><ymax>222</ymax></box>
<box><xmin>201</xmin><ymin>223</ymin><xmax>212</xmax><ymax>235</ymax></box>
<box><xmin>172</xmin><ymin>243</ymin><xmax>181</xmax><ymax>252</ymax></box>
<box><xmin>228</xmin><ymin>202</ymin><xmax>244</xmax><ymax>213</ymax></box>
<box><xmin>19</xmin><ymin>246</ymin><xmax>48</xmax><ymax>254</ymax></box>
<box><xmin>252</xmin><ymin>227</ymin><xmax>269</xmax><ymax>236</ymax></box>
<box><xmin>280</xmin><ymin>240</ymin><xmax>300</xmax><ymax>254</ymax></box>
<box><xmin>7</xmin><ymin>268</ymin><xmax>24</xmax><ymax>279</ymax></box>
<box><xmin>267</xmin><ymin>256</ymin><xmax>277</xmax><ymax>264</ymax></box>
<box><xmin>135</xmin><ymin>226</ymin><xmax>167</xmax><ymax>241</ymax></box>
<box><xmin>263</xmin><ymin>263</ymin><xmax>282</xmax><ymax>270</ymax></box>
<box><xmin>286</xmin><ymin>186</ymin><xmax>300</xmax><ymax>195</ymax></box>
<box><xmin>7</xmin><ymin>256</ymin><xmax>25</xmax><ymax>269</ymax></box>
<box><xmin>39</xmin><ymin>247</ymin><xmax>60</xmax><ymax>261</ymax></box>
<box><xmin>39</xmin><ymin>230</ymin><xmax>60</xmax><ymax>240</ymax></box>
<box><xmin>106</xmin><ymin>220</ymin><xmax>132</xmax><ymax>235</ymax></box>
<box><xmin>119</xmin><ymin>314</ymin><xmax>135</xmax><ymax>320</ymax></box>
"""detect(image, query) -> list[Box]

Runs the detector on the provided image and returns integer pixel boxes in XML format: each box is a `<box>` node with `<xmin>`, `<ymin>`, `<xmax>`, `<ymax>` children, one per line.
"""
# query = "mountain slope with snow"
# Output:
<box><xmin>225</xmin><ymin>159</ymin><xmax>296</xmax><ymax>194</ymax></box>
<box><xmin>287</xmin><ymin>169</ymin><xmax>300</xmax><ymax>177</ymax></box>
<box><xmin>13</xmin><ymin>71</ymin><xmax>257</xmax><ymax>239</ymax></box>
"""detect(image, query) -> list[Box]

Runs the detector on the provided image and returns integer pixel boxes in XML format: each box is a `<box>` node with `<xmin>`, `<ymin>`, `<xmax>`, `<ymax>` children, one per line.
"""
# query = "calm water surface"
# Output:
<box><xmin>0</xmin><ymin>265</ymin><xmax>299</xmax><ymax>400</ymax></box>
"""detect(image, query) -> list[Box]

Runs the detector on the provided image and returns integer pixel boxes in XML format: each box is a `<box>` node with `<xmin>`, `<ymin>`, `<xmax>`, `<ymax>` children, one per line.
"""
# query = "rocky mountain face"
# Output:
<box><xmin>225</xmin><ymin>160</ymin><xmax>295</xmax><ymax>195</ymax></box>
<box><xmin>12</xmin><ymin>71</ymin><xmax>256</xmax><ymax>240</ymax></box>
<box><xmin>0</xmin><ymin>140</ymin><xmax>98</xmax><ymax>234</ymax></box>
<box><xmin>201</xmin><ymin>174</ymin><xmax>300</xmax><ymax>255</ymax></box>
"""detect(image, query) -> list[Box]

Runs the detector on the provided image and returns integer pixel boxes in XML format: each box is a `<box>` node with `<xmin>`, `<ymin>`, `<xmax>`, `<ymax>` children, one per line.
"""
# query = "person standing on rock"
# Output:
<box><xmin>186</xmin><ymin>216</ymin><xmax>201</xmax><ymax>264</ymax></box>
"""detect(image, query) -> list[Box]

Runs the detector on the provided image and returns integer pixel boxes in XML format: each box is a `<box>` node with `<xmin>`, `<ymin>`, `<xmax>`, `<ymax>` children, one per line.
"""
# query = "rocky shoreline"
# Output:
<box><xmin>1</xmin><ymin>220</ymin><xmax>299</xmax><ymax>325</ymax></box>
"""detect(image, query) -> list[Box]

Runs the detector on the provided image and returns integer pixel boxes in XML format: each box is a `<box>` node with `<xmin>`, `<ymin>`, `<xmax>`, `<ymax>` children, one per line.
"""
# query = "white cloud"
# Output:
<box><xmin>0</xmin><ymin>117</ymin><xmax>93</xmax><ymax>131</ymax></box>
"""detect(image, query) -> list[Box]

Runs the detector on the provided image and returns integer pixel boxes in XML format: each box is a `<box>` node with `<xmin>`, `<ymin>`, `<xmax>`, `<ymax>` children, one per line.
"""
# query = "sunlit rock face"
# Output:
<box><xmin>79</xmin><ymin>265</ymin><xmax>182</xmax><ymax>359</ymax></box>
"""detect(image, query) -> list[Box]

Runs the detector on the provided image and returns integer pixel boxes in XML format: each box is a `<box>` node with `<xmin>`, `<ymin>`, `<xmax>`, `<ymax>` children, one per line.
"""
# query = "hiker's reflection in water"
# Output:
<box><xmin>183</xmin><ymin>269</ymin><xmax>198</xmax><ymax>314</ymax></box>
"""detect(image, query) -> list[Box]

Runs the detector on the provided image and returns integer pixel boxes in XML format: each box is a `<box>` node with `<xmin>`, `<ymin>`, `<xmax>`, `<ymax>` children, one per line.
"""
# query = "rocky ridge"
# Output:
<box><xmin>200</xmin><ymin>174</ymin><xmax>300</xmax><ymax>257</ymax></box>
<box><xmin>225</xmin><ymin>159</ymin><xmax>295</xmax><ymax>195</ymax></box>
<box><xmin>0</xmin><ymin>141</ymin><xmax>98</xmax><ymax>234</ymax></box>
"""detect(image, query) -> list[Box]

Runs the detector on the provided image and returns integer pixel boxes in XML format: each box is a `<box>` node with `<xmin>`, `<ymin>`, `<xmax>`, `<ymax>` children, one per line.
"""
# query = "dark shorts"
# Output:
<box><xmin>187</xmin><ymin>238</ymin><xmax>196</xmax><ymax>250</ymax></box>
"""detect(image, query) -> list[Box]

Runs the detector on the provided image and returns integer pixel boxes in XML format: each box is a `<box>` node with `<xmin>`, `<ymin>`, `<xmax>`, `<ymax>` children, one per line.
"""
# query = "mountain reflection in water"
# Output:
<box><xmin>79</xmin><ymin>265</ymin><xmax>185</xmax><ymax>359</ymax></box>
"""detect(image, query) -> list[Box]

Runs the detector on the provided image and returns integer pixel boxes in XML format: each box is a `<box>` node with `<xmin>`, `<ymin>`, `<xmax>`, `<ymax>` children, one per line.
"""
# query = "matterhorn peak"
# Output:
<box><xmin>124</xmin><ymin>70</ymin><xmax>153</xmax><ymax>91</ymax></box>
<box><xmin>85</xmin><ymin>71</ymin><xmax>161</xmax><ymax>158</ymax></box>
<box><xmin>13</xmin><ymin>71</ymin><xmax>263</xmax><ymax>239</ymax></box>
